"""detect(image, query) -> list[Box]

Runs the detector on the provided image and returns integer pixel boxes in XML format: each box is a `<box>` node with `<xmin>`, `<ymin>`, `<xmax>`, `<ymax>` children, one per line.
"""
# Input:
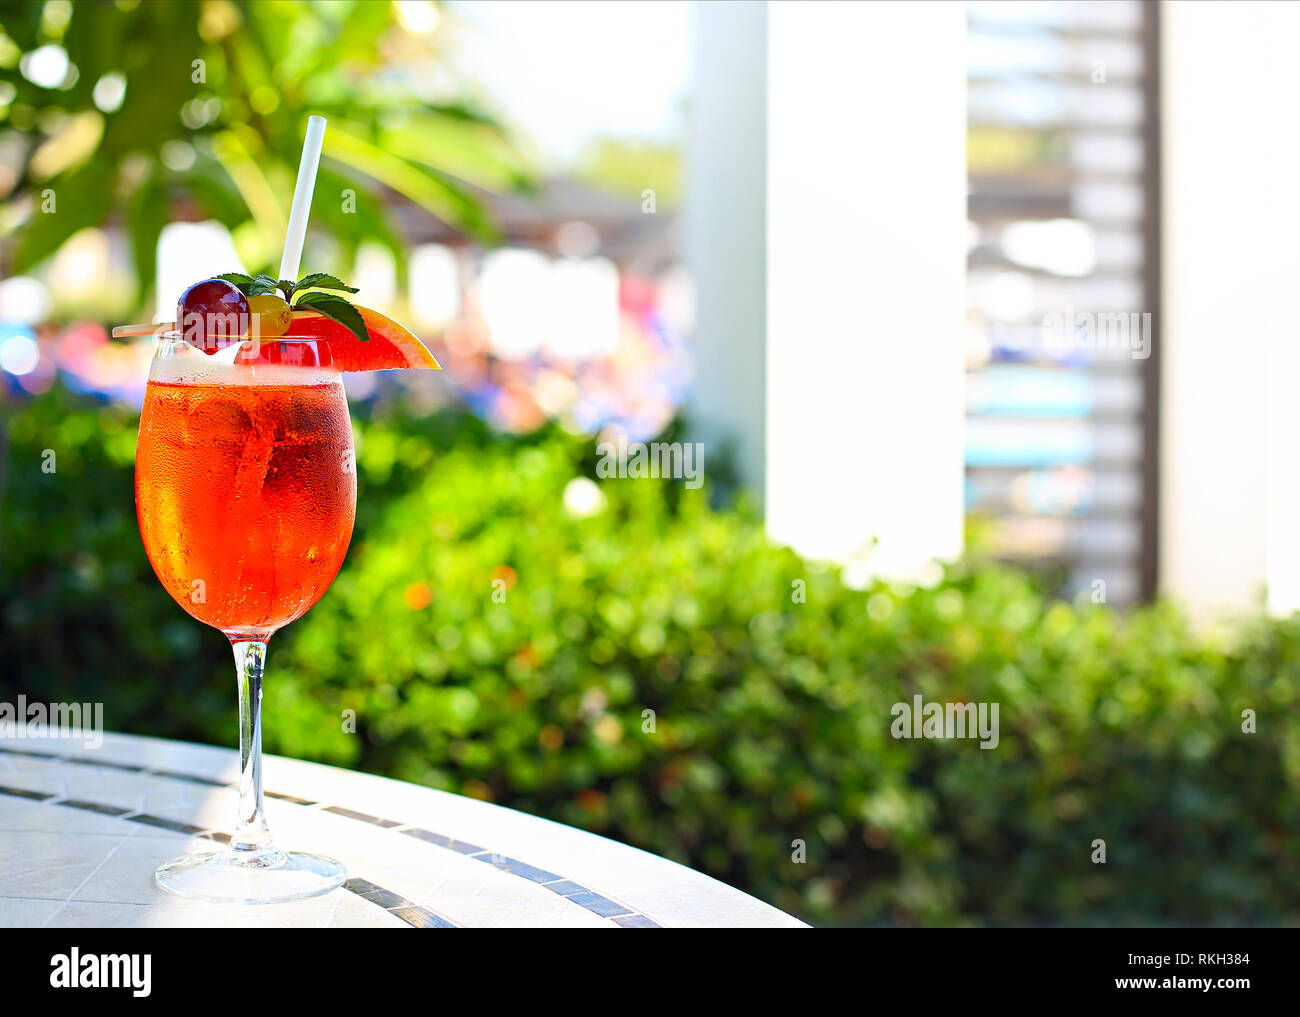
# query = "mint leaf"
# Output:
<box><xmin>294</xmin><ymin>291</ymin><xmax>369</xmax><ymax>342</ymax></box>
<box><xmin>294</xmin><ymin>273</ymin><xmax>360</xmax><ymax>295</ymax></box>
<box><xmin>214</xmin><ymin>272</ymin><xmax>254</xmax><ymax>296</ymax></box>
<box><xmin>248</xmin><ymin>273</ymin><xmax>280</xmax><ymax>297</ymax></box>
<box><xmin>277</xmin><ymin>279</ymin><xmax>296</xmax><ymax>300</ymax></box>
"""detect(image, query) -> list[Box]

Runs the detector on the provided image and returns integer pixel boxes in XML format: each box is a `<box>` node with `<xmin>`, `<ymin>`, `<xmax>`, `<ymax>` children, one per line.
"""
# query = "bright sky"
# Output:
<box><xmin>446</xmin><ymin>0</ymin><xmax>691</xmax><ymax>166</ymax></box>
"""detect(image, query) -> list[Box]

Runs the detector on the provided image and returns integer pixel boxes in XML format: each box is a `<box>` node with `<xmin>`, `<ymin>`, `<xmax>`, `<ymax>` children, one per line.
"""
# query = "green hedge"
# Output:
<box><xmin>4</xmin><ymin>386</ymin><xmax>1300</xmax><ymax>926</ymax></box>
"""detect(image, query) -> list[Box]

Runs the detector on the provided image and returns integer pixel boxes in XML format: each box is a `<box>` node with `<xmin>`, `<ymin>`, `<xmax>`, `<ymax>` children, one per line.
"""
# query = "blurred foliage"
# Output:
<box><xmin>575</xmin><ymin>136</ymin><xmax>681</xmax><ymax>206</ymax></box>
<box><xmin>0</xmin><ymin>0</ymin><xmax>532</xmax><ymax>302</ymax></box>
<box><xmin>5</xmin><ymin>387</ymin><xmax>1300</xmax><ymax>927</ymax></box>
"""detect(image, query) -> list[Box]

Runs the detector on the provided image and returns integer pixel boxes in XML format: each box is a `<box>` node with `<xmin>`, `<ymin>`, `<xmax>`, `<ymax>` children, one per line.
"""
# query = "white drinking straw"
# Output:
<box><xmin>278</xmin><ymin>114</ymin><xmax>327</xmax><ymax>284</ymax></box>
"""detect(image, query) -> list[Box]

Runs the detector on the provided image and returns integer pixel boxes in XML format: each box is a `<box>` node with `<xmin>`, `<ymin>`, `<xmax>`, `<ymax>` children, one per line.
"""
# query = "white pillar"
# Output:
<box><xmin>686</xmin><ymin>0</ymin><xmax>768</xmax><ymax>497</ymax></box>
<box><xmin>1159</xmin><ymin>0</ymin><xmax>1300</xmax><ymax>619</ymax></box>
<box><xmin>687</xmin><ymin>0</ymin><xmax>967</xmax><ymax>581</ymax></box>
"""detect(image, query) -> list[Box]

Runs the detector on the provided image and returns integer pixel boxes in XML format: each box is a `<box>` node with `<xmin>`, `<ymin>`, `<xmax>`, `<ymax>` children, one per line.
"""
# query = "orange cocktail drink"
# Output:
<box><xmin>126</xmin><ymin>113</ymin><xmax>441</xmax><ymax>906</ymax></box>
<box><xmin>135</xmin><ymin>343</ymin><xmax>355</xmax><ymax>638</ymax></box>
<box><xmin>128</xmin><ymin>301</ymin><xmax>436</xmax><ymax>904</ymax></box>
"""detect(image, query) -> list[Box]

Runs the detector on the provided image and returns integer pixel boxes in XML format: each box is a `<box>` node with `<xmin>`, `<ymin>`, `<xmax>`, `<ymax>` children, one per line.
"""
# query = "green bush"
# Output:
<box><xmin>0</xmin><ymin>386</ymin><xmax>232</xmax><ymax>737</ymax></box>
<box><xmin>4</xmin><ymin>386</ymin><xmax>1300</xmax><ymax>926</ymax></box>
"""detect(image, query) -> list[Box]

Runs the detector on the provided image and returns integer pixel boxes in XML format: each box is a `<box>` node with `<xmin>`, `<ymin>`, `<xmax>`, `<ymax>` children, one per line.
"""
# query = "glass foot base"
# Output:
<box><xmin>155</xmin><ymin>848</ymin><xmax>346</xmax><ymax>905</ymax></box>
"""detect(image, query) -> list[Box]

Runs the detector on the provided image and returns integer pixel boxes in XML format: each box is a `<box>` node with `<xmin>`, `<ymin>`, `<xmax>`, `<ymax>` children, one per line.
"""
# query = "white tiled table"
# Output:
<box><xmin>0</xmin><ymin>732</ymin><xmax>806</xmax><ymax>928</ymax></box>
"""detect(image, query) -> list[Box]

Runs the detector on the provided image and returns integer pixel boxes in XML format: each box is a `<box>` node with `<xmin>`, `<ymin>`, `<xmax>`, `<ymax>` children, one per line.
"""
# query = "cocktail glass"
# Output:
<box><xmin>135</xmin><ymin>332</ymin><xmax>356</xmax><ymax>903</ymax></box>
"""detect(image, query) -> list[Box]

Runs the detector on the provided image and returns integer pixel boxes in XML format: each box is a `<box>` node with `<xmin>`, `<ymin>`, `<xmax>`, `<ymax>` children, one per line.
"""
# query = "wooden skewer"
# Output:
<box><xmin>111</xmin><ymin>322</ymin><xmax>175</xmax><ymax>338</ymax></box>
<box><xmin>112</xmin><ymin>310</ymin><xmax>322</xmax><ymax>340</ymax></box>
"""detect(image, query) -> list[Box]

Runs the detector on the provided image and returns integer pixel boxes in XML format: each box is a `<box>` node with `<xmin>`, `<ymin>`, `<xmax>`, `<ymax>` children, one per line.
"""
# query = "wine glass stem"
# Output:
<box><xmin>231</xmin><ymin>639</ymin><xmax>274</xmax><ymax>855</ymax></box>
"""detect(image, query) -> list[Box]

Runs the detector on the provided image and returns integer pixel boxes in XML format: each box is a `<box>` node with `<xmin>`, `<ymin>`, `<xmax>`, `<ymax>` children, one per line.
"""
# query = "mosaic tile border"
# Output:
<box><xmin>0</xmin><ymin>778</ymin><xmax>458</xmax><ymax>927</ymax></box>
<box><xmin>0</xmin><ymin>748</ymin><xmax>661</xmax><ymax>928</ymax></box>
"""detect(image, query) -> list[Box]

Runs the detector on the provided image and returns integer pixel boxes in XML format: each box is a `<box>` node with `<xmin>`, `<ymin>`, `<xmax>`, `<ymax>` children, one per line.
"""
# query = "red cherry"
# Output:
<box><xmin>178</xmin><ymin>279</ymin><xmax>251</xmax><ymax>353</ymax></box>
